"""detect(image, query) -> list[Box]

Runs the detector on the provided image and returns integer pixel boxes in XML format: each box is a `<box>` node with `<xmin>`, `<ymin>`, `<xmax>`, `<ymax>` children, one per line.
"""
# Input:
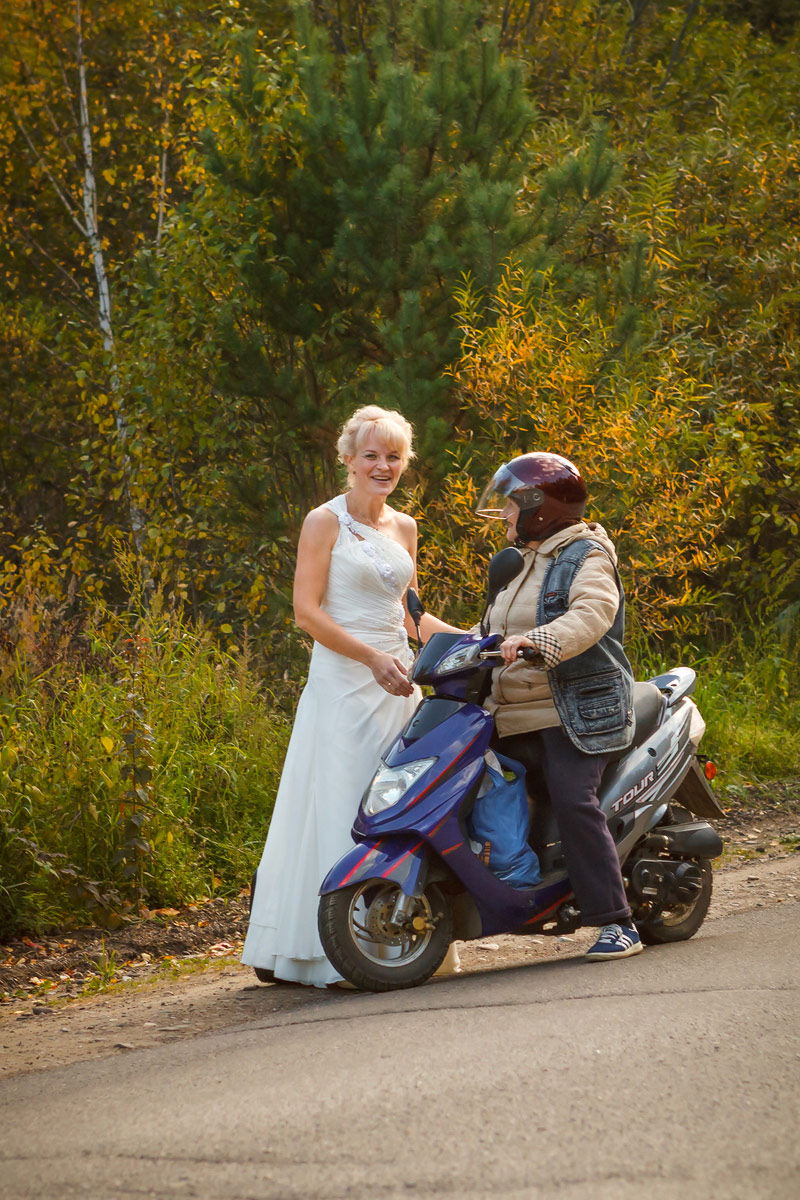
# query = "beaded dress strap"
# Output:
<box><xmin>333</xmin><ymin>508</ymin><xmax>400</xmax><ymax>597</ymax></box>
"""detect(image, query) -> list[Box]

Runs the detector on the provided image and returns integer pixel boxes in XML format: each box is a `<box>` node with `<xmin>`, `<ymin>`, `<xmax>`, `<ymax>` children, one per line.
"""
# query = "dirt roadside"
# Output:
<box><xmin>2</xmin><ymin>791</ymin><xmax>798</xmax><ymax>1081</ymax></box>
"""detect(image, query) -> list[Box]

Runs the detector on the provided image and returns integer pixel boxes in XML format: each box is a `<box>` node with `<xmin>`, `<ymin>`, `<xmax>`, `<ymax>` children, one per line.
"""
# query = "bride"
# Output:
<box><xmin>242</xmin><ymin>405</ymin><xmax>459</xmax><ymax>987</ymax></box>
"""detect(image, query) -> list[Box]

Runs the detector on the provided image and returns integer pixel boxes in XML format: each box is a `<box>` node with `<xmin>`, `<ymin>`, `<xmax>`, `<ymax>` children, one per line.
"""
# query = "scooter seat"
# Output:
<box><xmin>632</xmin><ymin>680</ymin><xmax>664</xmax><ymax>743</ymax></box>
<box><xmin>606</xmin><ymin>681</ymin><xmax>664</xmax><ymax>761</ymax></box>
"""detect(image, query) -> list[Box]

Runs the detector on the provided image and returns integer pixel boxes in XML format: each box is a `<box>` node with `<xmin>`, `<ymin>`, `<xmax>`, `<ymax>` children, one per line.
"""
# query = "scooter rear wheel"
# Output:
<box><xmin>319</xmin><ymin>880</ymin><xmax>453</xmax><ymax>992</ymax></box>
<box><xmin>636</xmin><ymin>859</ymin><xmax>713</xmax><ymax>944</ymax></box>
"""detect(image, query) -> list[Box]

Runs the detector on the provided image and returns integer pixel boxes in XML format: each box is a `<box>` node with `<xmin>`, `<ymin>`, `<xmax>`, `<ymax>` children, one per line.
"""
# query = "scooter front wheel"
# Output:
<box><xmin>318</xmin><ymin>880</ymin><xmax>453</xmax><ymax>992</ymax></box>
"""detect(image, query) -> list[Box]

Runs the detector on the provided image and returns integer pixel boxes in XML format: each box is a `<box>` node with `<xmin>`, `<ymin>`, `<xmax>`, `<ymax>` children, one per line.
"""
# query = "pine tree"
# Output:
<box><xmin>198</xmin><ymin>0</ymin><xmax>536</xmax><ymax>514</ymax></box>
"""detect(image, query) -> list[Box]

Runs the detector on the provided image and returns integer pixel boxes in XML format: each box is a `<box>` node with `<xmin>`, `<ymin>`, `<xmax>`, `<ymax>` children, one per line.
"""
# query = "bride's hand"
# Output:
<box><xmin>370</xmin><ymin>651</ymin><xmax>414</xmax><ymax>697</ymax></box>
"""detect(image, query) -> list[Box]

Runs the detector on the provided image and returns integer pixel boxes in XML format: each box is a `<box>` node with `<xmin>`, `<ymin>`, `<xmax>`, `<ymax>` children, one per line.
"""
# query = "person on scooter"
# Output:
<box><xmin>476</xmin><ymin>452</ymin><xmax>642</xmax><ymax>960</ymax></box>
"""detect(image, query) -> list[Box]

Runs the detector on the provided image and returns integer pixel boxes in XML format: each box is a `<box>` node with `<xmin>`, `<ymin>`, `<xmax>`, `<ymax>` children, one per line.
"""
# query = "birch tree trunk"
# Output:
<box><xmin>74</xmin><ymin>0</ymin><xmax>148</xmax><ymax>560</ymax></box>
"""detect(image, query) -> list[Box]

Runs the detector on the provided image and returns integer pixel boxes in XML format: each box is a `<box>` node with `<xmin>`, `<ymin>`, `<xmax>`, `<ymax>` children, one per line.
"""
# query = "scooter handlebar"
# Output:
<box><xmin>480</xmin><ymin>648</ymin><xmax>547</xmax><ymax>667</ymax></box>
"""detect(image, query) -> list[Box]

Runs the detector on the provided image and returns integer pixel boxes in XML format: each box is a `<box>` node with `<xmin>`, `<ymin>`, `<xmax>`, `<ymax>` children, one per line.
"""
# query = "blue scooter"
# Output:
<box><xmin>318</xmin><ymin>549</ymin><xmax>724</xmax><ymax>992</ymax></box>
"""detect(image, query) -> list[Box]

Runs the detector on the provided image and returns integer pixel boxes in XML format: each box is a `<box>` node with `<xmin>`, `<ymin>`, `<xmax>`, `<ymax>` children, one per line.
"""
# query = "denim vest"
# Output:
<box><xmin>537</xmin><ymin>540</ymin><xmax>634</xmax><ymax>755</ymax></box>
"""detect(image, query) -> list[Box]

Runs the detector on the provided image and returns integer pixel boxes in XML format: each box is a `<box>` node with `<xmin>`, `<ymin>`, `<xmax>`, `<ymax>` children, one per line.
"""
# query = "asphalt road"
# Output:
<box><xmin>2</xmin><ymin>903</ymin><xmax>798</xmax><ymax>1200</ymax></box>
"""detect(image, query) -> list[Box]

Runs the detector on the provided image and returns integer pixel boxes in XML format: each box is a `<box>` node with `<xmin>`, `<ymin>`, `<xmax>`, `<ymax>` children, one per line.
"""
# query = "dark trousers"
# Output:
<box><xmin>499</xmin><ymin>725</ymin><xmax>631</xmax><ymax>927</ymax></box>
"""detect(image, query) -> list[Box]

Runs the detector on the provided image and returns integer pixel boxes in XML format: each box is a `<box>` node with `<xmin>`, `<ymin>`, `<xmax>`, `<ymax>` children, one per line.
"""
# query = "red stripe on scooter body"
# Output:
<box><xmin>340</xmin><ymin>840</ymin><xmax>383</xmax><ymax>887</ymax></box>
<box><xmin>381</xmin><ymin>839</ymin><xmax>425</xmax><ymax>878</ymax></box>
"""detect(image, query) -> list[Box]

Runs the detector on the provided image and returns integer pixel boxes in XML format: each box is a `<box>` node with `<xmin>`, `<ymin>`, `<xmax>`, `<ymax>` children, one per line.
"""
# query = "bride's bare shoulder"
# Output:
<box><xmin>387</xmin><ymin>507</ymin><xmax>416</xmax><ymax>533</ymax></box>
<box><xmin>300</xmin><ymin>504</ymin><xmax>339</xmax><ymax>546</ymax></box>
<box><xmin>386</xmin><ymin>507</ymin><xmax>417</xmax><ymax>554</ymax></box>
<box><xmin>305</xmin><ymin>502</ymin><xmax>339</xmax><ymax>524</ymax></box>
<box><xmin>392</xmin><ymin>508</ymin><xmax>417</xmax><ymax>537</ymax></box>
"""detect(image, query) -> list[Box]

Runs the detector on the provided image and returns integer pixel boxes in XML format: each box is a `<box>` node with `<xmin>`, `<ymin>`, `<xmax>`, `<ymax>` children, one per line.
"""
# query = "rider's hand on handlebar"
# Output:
<box><xmin>370</xmin><ymin>651</ymin><xmax>415</xmax><ymax>697</ymax></box>
<box><xmin>498</xmin><ymin>634</ymin><xmax>546</xmax><ymax>668</ymax></box>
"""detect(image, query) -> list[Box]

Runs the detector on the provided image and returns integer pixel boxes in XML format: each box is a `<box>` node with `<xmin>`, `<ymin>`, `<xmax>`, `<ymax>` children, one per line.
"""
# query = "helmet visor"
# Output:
<box><xmin>476</xmin><ymin>465</ymin><xmax>543</xmax><ymax>519</ymax></box>
<box><xmin>475</xmin><ymin>465</ymin><xmax>518</xmax><ymax>519</ymax></box>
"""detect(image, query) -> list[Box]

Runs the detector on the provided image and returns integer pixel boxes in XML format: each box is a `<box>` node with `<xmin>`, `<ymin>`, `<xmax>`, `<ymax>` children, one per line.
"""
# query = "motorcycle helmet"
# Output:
<box><xmin>476</xmin><ymin>452</ymin><xmax>587</xmax><ymax>545</ymax></box>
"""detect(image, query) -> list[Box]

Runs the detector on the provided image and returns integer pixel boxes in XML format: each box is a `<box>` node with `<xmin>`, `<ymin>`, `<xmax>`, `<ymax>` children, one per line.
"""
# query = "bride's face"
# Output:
<box><xmin>347</xmin><ymin>437</ymin><xmax>405</xmax><ymax>497</ymax></box>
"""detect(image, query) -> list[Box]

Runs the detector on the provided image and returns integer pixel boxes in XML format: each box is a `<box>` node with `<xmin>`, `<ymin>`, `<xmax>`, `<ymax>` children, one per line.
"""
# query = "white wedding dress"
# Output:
<box><xmin>241</xmin><ymin>494</ymin><xmax>420</xmax><ymax>987</ymax></box>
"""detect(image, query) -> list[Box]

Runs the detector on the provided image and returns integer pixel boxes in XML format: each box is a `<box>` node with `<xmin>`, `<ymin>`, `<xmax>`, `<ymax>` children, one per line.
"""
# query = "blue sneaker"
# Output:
<box><xmin>585</xmin><ymin>923</ymin><xmax>643</xmax><ymax>961</ymax></box>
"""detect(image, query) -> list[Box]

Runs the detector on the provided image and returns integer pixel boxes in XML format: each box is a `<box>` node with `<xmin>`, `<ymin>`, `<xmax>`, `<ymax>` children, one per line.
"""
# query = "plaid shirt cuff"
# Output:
<box><xmin>526</xmin><ymin>627</ymin><xmax>562</xmax><ymax>669</ymax></box>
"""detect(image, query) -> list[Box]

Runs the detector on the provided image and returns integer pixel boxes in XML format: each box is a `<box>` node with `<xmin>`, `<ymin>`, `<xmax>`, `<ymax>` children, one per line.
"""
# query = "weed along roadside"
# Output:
<box><xmin>2</xmin><ymin>585</ymin><xmax>798</xmax><ymax>947</ymax></box>
<box><xmin>2</xmin><ymin>593</ymin><xmax>798</xmax><ymax>1009</ymax></box>
<box><xmin>0</xmin><ymin>595</ymin><xmax>293</xmax><ymax>942</ymax></box>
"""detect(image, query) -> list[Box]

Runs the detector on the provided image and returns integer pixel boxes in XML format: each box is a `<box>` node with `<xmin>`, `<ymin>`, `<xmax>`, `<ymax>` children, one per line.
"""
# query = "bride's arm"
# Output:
<box><xmin>397</xmin><ymin>514</ymin><xmax>463</xmax><ymax>641</ymax></box>
<box><xmin>293</xmin><ymin>508</ymin><xmax>413</xmax><ymax>696</ymax></box>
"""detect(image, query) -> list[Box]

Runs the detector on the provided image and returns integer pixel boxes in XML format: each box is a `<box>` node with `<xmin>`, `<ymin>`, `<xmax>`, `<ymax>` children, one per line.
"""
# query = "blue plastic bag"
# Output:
<box><xmin>467</xmin><ymin>751</ymin><xmax>541</xmax><ymax>889</ymax></box>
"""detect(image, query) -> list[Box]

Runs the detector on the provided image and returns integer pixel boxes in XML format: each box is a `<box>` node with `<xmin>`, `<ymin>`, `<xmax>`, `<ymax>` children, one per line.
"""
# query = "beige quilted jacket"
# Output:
<box><xmin>484</xmin><ymin>521</ymin><xmax>622</xmax><ymax>738</ymax></box>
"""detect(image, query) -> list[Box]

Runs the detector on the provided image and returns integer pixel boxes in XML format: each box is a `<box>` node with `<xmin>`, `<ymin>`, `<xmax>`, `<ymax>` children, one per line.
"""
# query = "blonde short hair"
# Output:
<box><xmin>336</xmin><ymin>405</ymin><xmax>415</xmax><ymax>473</ymax></box>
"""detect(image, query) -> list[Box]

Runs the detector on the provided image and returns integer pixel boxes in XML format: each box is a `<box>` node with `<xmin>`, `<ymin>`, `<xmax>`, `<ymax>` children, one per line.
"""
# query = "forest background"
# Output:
<box><xmin>1</xmin><ymin>0</ymin><xmax>798</xmax><ymax>937</ymax></box>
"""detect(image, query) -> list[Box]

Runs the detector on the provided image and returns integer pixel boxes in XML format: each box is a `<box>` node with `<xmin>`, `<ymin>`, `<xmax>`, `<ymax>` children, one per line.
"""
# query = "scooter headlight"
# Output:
<box><xmin>363</xmin><ymin>757</ymin><xmax>437</xmax><ymax>816</ymax></box>
<box><xmin>437</xmin><ymin>643</ymin><xmax>482</xmax><ymax>675</ymax></box>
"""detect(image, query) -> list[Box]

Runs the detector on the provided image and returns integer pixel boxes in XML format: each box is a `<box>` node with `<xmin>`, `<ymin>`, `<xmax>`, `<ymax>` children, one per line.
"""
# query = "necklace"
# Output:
<box><xmin>346</xmin><ymin>498</ymin><xmax>384</xmax><ymax>530</ymax></box>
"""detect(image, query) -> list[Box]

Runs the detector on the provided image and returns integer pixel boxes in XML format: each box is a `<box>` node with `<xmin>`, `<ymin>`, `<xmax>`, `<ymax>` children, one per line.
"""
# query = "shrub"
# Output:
<box><xmin>0</xmin><ymin>589</ymin><xmax>289</xmax><ymax>938</ymax></box>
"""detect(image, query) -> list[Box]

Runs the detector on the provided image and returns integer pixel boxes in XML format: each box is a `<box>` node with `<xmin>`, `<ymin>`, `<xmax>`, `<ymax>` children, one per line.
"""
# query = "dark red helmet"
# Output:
<box><xmin>476</xmin><ymin>452</ymin><xmax>587</xmax><ymax>544</ymax></box>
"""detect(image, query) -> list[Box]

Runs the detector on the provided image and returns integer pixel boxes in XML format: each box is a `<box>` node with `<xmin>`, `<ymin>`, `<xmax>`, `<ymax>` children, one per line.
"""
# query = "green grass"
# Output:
<box><xmin>0</xmin><ymin>595</ymin><xmax>290</xmax><ymax>938</ymax></box>
<box><xmin>630</xmin><ymin>616</ymin><xmax>800</xmax><ymax>794</ymax></box>
<box><xmin>2</xmin><ymin>588</ymin><xmax>797</xmax><ymax>938</ymax></box>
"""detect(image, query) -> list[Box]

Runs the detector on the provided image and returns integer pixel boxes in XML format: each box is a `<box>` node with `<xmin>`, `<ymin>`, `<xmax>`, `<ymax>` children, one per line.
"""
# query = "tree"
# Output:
<box><xmin>413</xmin><ymin>3</ymin><xmax>800</xmax><ymax>638</ymax></box>
<box><xmin>0</xmin><ymin>0</ymin><xmax>210</xmax><ymax>598</ymax></box>
<box><xmin>93</xmin><ymin>0</ymin><xmax>632</xmax><ymax>633</ymax></box>
<box><xmin>194</xmin><ymin>0</ymin><xmax>536</xmax><ymax>511</ymax></box>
